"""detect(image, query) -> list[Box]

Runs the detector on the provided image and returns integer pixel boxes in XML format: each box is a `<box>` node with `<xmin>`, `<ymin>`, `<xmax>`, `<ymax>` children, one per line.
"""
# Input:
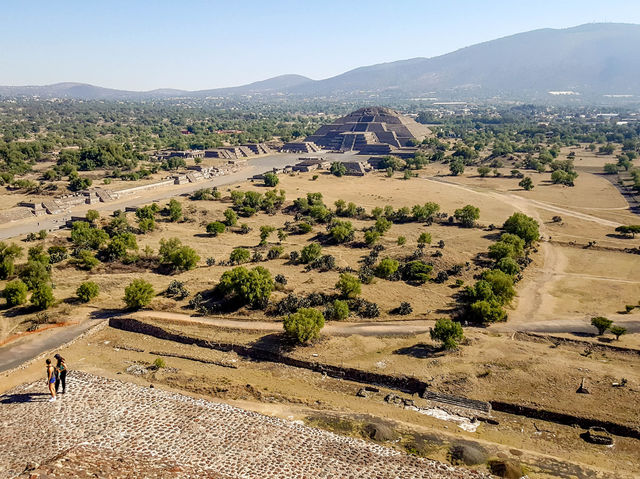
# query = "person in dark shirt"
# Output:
<box><xmin>54</xmin><ymin>354</ymin><xmax>67</xmax><ymax>394</ymax></box>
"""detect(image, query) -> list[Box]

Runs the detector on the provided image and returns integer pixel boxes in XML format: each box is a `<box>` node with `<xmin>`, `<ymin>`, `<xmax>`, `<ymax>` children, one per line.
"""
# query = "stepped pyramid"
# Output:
<box><xmin>306</xmin><ymin>107</ymin><xmax>429</xmax><ymax>152</ymax></box>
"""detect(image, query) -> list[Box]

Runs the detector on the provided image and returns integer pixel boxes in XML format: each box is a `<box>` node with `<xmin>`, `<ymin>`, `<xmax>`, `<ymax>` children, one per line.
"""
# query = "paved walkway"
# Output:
<box><xmin>0</xmin><ymin>372</ymin><xmax>487</xmax><ymax>479</ymax></box>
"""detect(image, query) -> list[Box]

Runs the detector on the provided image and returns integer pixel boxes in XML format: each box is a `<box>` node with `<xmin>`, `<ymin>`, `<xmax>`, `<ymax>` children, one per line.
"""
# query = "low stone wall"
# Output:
<box><xmin>109</xmin><ymin>317</ymin><xmax>640</xmax><ymax>440</ymax></box>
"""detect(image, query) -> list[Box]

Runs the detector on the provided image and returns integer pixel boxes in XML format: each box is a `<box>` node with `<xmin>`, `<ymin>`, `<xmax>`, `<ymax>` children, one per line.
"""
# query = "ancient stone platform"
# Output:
<box><xmin>0</xmin><ymin>372</ymin><xmax>488</xmax><ymax>479</ymax></box>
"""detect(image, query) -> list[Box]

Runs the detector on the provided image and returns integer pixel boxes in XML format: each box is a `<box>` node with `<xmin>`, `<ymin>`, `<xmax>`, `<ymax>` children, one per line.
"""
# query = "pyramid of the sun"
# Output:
<box><xmin>306</xmin><ymin>106</ymin><xmax>429</xmax><ymax>153</ymax></box>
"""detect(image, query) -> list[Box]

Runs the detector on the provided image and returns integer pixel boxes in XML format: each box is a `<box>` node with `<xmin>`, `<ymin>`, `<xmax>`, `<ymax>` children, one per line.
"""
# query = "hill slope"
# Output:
<box><xmin>291</xmin><ymin>23</ymin><xmax>640</xmax><ymax>99</ymax></box>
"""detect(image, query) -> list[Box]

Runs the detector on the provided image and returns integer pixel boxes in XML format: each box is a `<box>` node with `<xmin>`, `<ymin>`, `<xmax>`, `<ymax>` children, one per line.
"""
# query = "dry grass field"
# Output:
<box><xmin>1</xmin><ymin>146</ymin><xmax>639</xmax><ymax>478</ymax></box>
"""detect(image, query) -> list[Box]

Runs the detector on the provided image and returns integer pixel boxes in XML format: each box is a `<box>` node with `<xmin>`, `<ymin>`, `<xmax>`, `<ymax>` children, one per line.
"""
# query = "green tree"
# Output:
<box><xmin>19</xmin><ymin>260</ymin><xmax>50</xmax><ymax>290</ymax></box>
<box><xmin>283</xmin><ymin>307</ymin><xmax>325</xmax><ymax>344</ymax></box>
<box><xmin>401</xmin><ymin>260</ymin><xmax>433</xmax><ymax>283</ymax></box>
<box><xmin>610</xmin><ymin>325</ymin><xmax>627</xmax><ymax>340</ymax></box>
<box><xmin>364</xmin><ymin>230</ymin><xmax>381</xmax><ymax>246</ymax></box>
<box><xmin>591</xmin><ymin>316</ymin><xmax>613</xmax><ymax>335</ymax></box>
<box><xmin>603</xmin><ymin>163</ymin><xmax>618</xmax><ymax>174</ymax></box>
<box><xmin>3</xmin><ymin>279</ymin><xmax>28</xmax><ymax>307</ymax></box>
<box><xmin>229</xmin><ymin>247</ymin><xmax>250</xmax><ymax>265</ymax></box>
<box><xmin>477</xmin><ymin>166</ymin><xmax>491</xmax><ymax>177</ymax></box>
<box><xmin>86</xmin><ymin>209</ymin><xmax>100</xmax><ymax>223</ymax></box>
<box><xmin>330</xmin><ymin>161</ymin><xmax>347</xmax><ymax>177</ymax></box>
<box><xmin>76</xmin><ymin>281</ymin><xmax>99</xmax><ymax>303</ymax></box>
<box><xmin>31</xmin><ymin>283</ymin><xmax>55</xmax><ymax>310</ymax></box>
<box><xmin>335</xmin><ymin>273</ymin><xmax>361</xmax><ymax>298</ymax></box>
<box><xmin>259</xmin><ymin>225</ymin><xmax>276</xmax><ymax>245</ymax></box>
<box><xmin>469</xmin><ymin>299</ymin><xmax>507</xmax><ymax>323</ymax></box>
<box><xmin>70</xmin><ymin>221</ymin><xmax>108</xmax><ymax>250</ymax></box>
<box><xmin>263</xmin><ymin>172</ymin><xmax>279</xmax><ymax>187</ymax></box>
<box><xmin>430</xmin><ymin>318</ymin><xmax>464</xmax><ymax>349</ymax></box>
<box><xmin>325</xmin><ymin>299</ymin><xmax>349</xmax><ymax>321</ymax></box>
<box><xmin>454</xmin><ymin>205</ymin><xmax>480</xmax><ymax>228</ymax></box>
<box><xmin>329</xmin><ymin>220</ymin><xmax>354</xmax><ymax>243</ymax></box>
<box><xmin>159</xmin><ymin>237</ymin><xmax>199</xmax><ymax>271</ymax></box>
<box><xmin>217</xmin><ymin>266</ymin><xmax>274</xmax><ymax>308</ymax></box>
<box><xmin>224</xmin><ymin>208</ymin><xmax>238</xmax><ymax>226</ymax></box>
<box><xmin>206</xmin><ymin>221</ymin><xmax>226</xmax><ymax>236</ymax></box>
<box><xmin>374</xmin><ymin>217</ymin><xmax>392</xmax><ymax>234</ymax></box>
<box><xmin>417</xmin><ymin>232</ymin><xmax>432</xmax><ymax>245</ymax></box>
<box><xmin>73</xmin><ymin>250</ymin><xmax>100</xmax><ymax>270</ymax></box>
<box><xmin>503</xmin><ymin>212</ymin><xmax>539</xmax><ymax>245</ymax></box>
<box><xmin>375</xmin><ymin>258</ymin><xmax>399</xmax><ymax>279</ymax></box>
<box><xmin>519</xmin><ymin>177</ymin><xmax>534</xmax><ymax>190</ymax></box>
<box><xmin>495</xmin><ymin>256</ymin><xmax>520</xmax><ymax>275</ymax></box>
<box><xmin>123</xmin><ymin>279</ymin><xmax>155</xmax><ymax>310</ymax></box>
<box><xmin>300</xmin><ymin>243</ymin><xmax>322</xmax><ymax>264</ymax></box>
<box><xmin>449</xmin><ymin>159</ymin><xmax>465</xmax><ymax>176</ymax></box>
<box><xmin>167</xmin><ymin>199</ymin><xmax>182</xmax><ymax>222</ymax></box>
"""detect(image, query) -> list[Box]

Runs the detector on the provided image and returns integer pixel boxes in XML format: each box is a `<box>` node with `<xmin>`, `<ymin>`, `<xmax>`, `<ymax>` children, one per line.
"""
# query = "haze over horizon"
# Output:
<box><xmin>3</xmin><ymin>0</ymin><xmax>640</xmax><ymax>91</ymax></box>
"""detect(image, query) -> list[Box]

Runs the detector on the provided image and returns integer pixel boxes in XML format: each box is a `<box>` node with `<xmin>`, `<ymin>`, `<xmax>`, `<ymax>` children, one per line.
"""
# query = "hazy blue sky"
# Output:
<box><xmin>2</xmin><ymin>0</ymin><xmax>640</xmax><ymax>90</ymax></box>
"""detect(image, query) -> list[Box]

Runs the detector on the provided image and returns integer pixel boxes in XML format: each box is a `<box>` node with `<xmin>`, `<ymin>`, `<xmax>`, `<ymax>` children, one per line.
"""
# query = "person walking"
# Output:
<box><xmin>45</xmin><ymin>359</ymin><xmax>57</xmax><ymax>402</ymax></box>
<box><xmin>54</xmin><ymin>354</ymin><xmax>67</xmax><ymax>394</ymax></box>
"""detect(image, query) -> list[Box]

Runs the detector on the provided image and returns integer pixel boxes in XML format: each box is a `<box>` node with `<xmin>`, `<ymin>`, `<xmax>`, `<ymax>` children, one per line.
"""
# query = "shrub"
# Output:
<box><xmin>329</xmin><ymin>220</ymin><xmax>354</xmax><ymax>243</ymax></box>
<box><xmin>297</xmin><ymin>222</ymin><xmax>313</xmax><ymax>234</ymax></box>
<box><xmin>217</xmin><ymin>266</ymin><xmax>274</xmax><ymax>308</ymax></box>
<box><xmin>152</xmin><ymin>357</ymin><xmax>166</xmax><ymax>369</ymax></box>
<box><xmin>325</xmin><ymin>299</ymin><xmax>350</xmax><ymax>321</ymax></box>
<box><xmin>401</xmin><ymin>261</ymin><xmax>433</xmax><ymax>284</ymax></box>
<box><xmin>3</xmin><ymin>279</ymin><xmax>28</xmax><ymax>307</ymax></box>
<box><xmin>224</xmin><ymin>208</ymin><xmax>238</xmax><ymax>226</ymax></box>
<box><xmin>591</xmin><ymin>316</ymin><xmax>612</xmax><ymax>335</ymax></box>
<box><xmin>166</xmin><ymin>280</ymin><xmax>189</xmax><ymax>299</ymax></box>
<box><xmin>86</xmin><ymin>209</ymin><xmax>100</xmax><ymax>223</ymax></box>
<box><xmin>159</xmin><ymin>238</ymin><xmax>200</xmax><ymax>271</ymax></box>
<box><xmin>397</xmin><ymin>236</ymin><xmax>406</xmax><ymax>246</ymax></box>
<box><xmin>76</xmin><ymin>281</ymin><xmax>99</xmax><ymax>303</ymax></box>
<box><xmin>310</xmin><ymin>254</ymin><xmax>336</xmax><ymax>271</ymax></box>
<box><xmin>430</xmin><ymin>318</ymin><xmax>464</xmax><ymax>349</ymax></box>
<box><xmin>481</xmin><ymin>270</ymin><xmax>516</xmax><ymax>304</ymax></box>
<box><xmin>267</xmin><ymin>246</ymin><xmax>284</xmax><ymax>260</ymax></box>
<box><xmin>610</xmin><ymin>325</ymin><xmax>627</xmax><ymax>340</ymax></box>
<box><xmin>206</xmin><ymin>221</ymin><xmax>226</xmax><ymax>236</ymax></box>
<box><xmin>495</xmin><ymin>257</ymin><xmax>520</xmax><ymax>275</ymax></box>
<box><xmin>374</xmin><ymin>217</ymin><xmax>392</xmax><ymax>234</ymax></box>
<box><xmin>330</xmin><ymin>162</ymin><xmax>347</xmax><ymax>177</ymax></box>
<box><xmin>288</xmin><ymin>250</ymin><xmax>300</xmax><ymax>263</ymax></box>
<box><xmin>274</xmin><ymin>274</ymin><xmax>287</xmax><ymax>285</ymax></box>
<box><xmin>0</xmin><ymin>258</ymin><xmax>14</xmax><ymax>280</ymax></box>
<box><xmin>469</xmin><ymin>299</ymin><xmax>507</xmax><ymax>323</ymax></box>
<box><xmin>239</xmin><ymin>223</ymin><xmax>251</xmax><ymax>234</ymax></box>
<box><xmin>167</xmin><ymin>199</ymin><xmax>182</xmax><ymax>222</ymax></box>
<box><xmin>335</xmin><ymin>273</ymin><xmax>361</xmax><ymax>298</ymax></box>
<box><xmin>454</xmin><ymin>205</ymin><xmax>480</xmax><ymax>228</ymax></box>
<box><xmin>503</xmin><ymin>213</ymin><xmax>539</xmax><ymax>245</ymax></box>
<box><xmin>206</xmin><ymin>257</ymin><xmax>216</xmax><ymax>266</ymax></box>
<box><xmin>123</xmin><ymin>279</ymin><xmax>155</xmax><ymax>310</ymax></box>
<box><xmin>19</xmin><ymin>260</ymin><xmax>50</xmax><ymax>290</ymax></box>
<box><xmin>73</xmin><ymin>250</ymin><xmax>100</xmax><ymax>270</ymax></box>
<box><xmin>229</xmin><ymin>248</ymin><xmax>250</xmax><ymax>265</ymax></box>
<box><xmin>300</xmin><ymin>243</ymin><xmax>322</xmax><ymax>264</ymax></box>
<box><xmin>31</xmin><ymin>283</ymin><xmax>55</xmax><ymax>310</ymax></box>
<box><xmin>417</xmin><ymin>232</ymin><xmax>432</xmax><ymax>245</ymax></box>
<box><xmin>259</xmin><ymin>225</ymin><xmax>276</xmax><ymax>245</ymax></box>
<box><xmin>394</xmin><ymin>301</ymin><xmax>413</xmax><ymax>315</ymax></box>
<box><xmin>283</xmin><ymin>308</ymin><xmax>325</xmax><ymax>344</ymax></box>
<box><xmin>263</xmin><ymin>172</ymin><xmax>279</xmax><ymax>187</ymax></box>
<box><xmin>364</xmin><ymin>230</ymin><xmax>381</xmax><ymax>246</ymax></box>
<box><xmin>375</xmin><ymin>258</ymin><xmax>399</xmax><ymax>279</ymax></box>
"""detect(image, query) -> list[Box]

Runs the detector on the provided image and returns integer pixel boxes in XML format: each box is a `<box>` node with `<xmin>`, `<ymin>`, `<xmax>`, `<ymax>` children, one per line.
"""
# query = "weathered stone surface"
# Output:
<box><xmin>0</xmin><ymin>371</ymin><xmax>489</xmax><ymax>479</ymax></box>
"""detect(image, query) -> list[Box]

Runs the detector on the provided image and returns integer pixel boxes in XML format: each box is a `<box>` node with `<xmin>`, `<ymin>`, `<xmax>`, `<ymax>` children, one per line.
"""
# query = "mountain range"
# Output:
<box><xmin>1</xmin><ymin>23</ymin><xmax>639</xmax><ymax>102</ymax></box>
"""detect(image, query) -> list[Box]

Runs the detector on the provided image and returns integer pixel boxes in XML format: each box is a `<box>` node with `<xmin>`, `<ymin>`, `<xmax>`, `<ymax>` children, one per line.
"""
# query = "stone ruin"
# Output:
<box><xmin>306</xmin><ymin>106</ymin><xmax>430</xmax><ymax>153</ymax></box>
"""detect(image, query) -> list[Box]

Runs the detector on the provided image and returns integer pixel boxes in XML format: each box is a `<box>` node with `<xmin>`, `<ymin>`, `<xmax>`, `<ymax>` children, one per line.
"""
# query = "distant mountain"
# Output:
<box><xmin>290</xmin><ymin>23</ymin><xmax>640</xmax><ymax>100</ymax></box>
<box><xmin>1</xmin><ymin>24</ymin><xmax>639</xmax><ymax>102</ymax></box>
<box><xmin>194</xmin><ymin>74</ymin><xmax>313</xmax><ymax>96</ymax></box>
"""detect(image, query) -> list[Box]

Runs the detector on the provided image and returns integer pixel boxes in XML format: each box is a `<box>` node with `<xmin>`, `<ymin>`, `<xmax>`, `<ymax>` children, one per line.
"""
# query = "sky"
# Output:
<box><xmin>2</xmin><ymin>0</ymin><xmax>640</xmax><ymax>91</ymax></box>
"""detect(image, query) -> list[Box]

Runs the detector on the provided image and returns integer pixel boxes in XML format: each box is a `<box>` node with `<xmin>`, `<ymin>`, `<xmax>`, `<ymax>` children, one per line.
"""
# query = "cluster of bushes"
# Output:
<box><xmin>292</xmin><ymin>192</ymin><xmax>332</xmax><ymax>223</ymax></box>
<box><xmin>231</xmin><ymin>189</ymin><xmax>286</xmax><ymax>216</ymax></box>
<box><xmin>462</xmin><ymin>213</ymin><xmax>539</xmax><ymax>323</ymax></box>
<box><xmin>2</xmin><ymin>242</ymin><xmax>56</xmax><ymax>310</ymax></box>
